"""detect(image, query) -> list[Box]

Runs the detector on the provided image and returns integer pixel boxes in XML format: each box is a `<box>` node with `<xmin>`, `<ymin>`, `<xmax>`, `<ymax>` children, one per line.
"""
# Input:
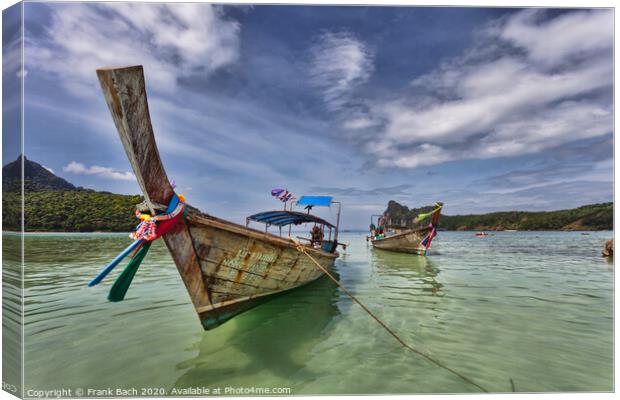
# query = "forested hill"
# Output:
<box><xmin>383</xmin><ymin>200</ymin><xmax>613</xmax><ymax>231</ymax></box>
<box><xmin>3</xmin><ymin>156</ymin><xmax>143</xmax><ymax>232</ymax></box>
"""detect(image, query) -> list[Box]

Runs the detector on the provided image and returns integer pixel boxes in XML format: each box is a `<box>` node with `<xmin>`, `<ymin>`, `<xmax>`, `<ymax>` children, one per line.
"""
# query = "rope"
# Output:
<box><xmin>131</xmin><ymin>194</ymin><xmax>186</xmax><ymax>241</ymax></box>
<box><xmin>294</xmin><ymin>242</ymin><xmax>489</xmax><ymax>393</ymax></box>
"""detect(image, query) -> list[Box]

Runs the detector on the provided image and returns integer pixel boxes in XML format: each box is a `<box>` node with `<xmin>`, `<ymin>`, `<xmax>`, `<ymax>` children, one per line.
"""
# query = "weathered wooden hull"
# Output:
<box><xmin>183</xmin><ymin>212</ymin><xmax>336</xmax><ymax>329</ymax></box>
<box><xmin>371</xmin><ymin>229</ymin><xmax>429</xmax><ymax>255</ymax></box>
<box><xmin>96</xmin><ymin>65</ymin><xmax>337</xmax><ymax>330</ymax></box>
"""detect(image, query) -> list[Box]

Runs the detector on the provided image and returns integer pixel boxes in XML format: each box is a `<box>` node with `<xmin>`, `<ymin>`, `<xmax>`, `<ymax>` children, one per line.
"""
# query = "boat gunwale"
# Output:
<box><xmin>370</xmin><ymin>226</ymin><xmax>430</xmax><ymax>243</ymax></box>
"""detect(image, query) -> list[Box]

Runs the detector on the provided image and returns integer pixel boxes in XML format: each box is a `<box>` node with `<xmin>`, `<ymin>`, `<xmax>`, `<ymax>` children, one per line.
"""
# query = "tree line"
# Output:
<box><xmin>384</xmin><ymin>201</ymin><xmax>613</xmax><ymax>231</ymax></box>
<box><xmin>3</xmin><ymin>190</ymin><xmax>143</xmax><ymax>232</ymax></box>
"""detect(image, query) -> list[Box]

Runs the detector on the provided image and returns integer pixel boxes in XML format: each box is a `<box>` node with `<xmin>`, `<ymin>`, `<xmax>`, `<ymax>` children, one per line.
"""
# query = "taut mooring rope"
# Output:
<box><xmin>295</xmin><ymin>243</ymin><xmax>489</xmax><ymax>393</ymax></box>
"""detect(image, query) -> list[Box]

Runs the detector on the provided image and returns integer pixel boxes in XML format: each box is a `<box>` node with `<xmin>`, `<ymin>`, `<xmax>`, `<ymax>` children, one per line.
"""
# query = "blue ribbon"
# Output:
<box><xmin>88</xmin><ymin>239</ymin><xmax>144</xmax><ymax>287</ymax></box>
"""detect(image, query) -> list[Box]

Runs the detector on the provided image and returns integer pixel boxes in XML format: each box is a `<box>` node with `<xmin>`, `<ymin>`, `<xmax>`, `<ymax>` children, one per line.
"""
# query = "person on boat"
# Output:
<box><xmin>310</xmin><ymin>225</ymin><xmax>324</xmax><ymax>248</ymax></box>
<box><xmin>368</xmin><ymin>223</ymin><xmax>377</xmax><ymax>241</ymax></box>
<box><xmin>372</xmin><ymin>216</ymin><xmax>384</xmax><ymax>239</ymax></box>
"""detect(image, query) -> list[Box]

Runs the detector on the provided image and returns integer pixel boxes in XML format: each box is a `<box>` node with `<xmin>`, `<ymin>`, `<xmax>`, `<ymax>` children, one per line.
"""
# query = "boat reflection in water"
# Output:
<box><xmin>370</xmin><ymin>249</ymin><xmax>443</xmax><ymax>297</ymax></box>
<box><xmin>174</xmin><ymin>271</ymin><xmax>340</xmax><ymax>388</ymax></box>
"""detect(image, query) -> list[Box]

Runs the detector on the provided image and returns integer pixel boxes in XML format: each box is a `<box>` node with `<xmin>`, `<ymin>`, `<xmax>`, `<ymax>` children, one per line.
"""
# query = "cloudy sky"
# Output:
<box><xmin>5</xmin><ymin>4</ymin><xmax>613</xmax><ymax>229</ymax></box>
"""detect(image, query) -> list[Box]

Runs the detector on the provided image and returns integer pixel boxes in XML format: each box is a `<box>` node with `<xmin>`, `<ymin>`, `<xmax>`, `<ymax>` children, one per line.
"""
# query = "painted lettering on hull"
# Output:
<box><xmin>222</xmin><ymin>248</ymin><xmax>278</xmax><ymax>284</ymax></box>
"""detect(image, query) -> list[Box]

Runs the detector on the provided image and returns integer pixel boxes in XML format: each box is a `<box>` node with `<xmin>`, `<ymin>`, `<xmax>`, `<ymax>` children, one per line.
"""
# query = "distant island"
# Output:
<box><xmin>383</xmin><ymin>200</ymin><xmax>613</xmax><ymax>231</ymax></box>
<box><xmin>2</xmin><ymin>156</ymin><xmax>614</xmax><ymax>232</ymax></box>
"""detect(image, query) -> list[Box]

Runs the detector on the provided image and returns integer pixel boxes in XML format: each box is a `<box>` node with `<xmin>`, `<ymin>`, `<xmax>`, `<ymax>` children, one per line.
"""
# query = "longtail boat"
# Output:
<box><xmin>369</xmin><ymin>203</ymin><xmax>443</xmax><ymax>255</ymax></box>
<box><xmin>95</xmin><ymin>65</ymin><xmax>342</xmax><ymax>330</ymax></box>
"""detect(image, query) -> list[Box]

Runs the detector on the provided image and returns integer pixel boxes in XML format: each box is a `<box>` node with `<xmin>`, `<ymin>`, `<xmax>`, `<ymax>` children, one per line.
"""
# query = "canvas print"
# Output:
<box><xmin>2</xmin><ymin>2</ymin><xmax>613</xmax><ymax>398</ymax></box>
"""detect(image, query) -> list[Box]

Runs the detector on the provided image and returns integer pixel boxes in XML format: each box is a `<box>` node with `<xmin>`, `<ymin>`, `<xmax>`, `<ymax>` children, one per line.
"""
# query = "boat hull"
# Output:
<box><xmin>371</xmin><ymin>229</ymin><xmax>429</xmax><ymax>255</ymax></box>
<box><xmin>182</xmin><ymin>212</ymin><xmax>336</xmax><ymax>329</ymax></box>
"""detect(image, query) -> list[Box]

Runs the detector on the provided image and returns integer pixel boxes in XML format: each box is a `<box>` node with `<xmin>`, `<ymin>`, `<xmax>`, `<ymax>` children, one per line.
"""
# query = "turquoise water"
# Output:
<box><xmin>9</xmin><ymin>231</ymin><xmax>614</xmax><ymax>394</ymax></box>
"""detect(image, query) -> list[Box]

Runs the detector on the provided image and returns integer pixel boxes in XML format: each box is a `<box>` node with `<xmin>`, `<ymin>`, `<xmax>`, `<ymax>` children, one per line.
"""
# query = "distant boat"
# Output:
<box><xmin>504</xmin><ymin>229</ymin><xmax>518</xmax><ymax>232</ymax></box>
<box><xmin>475</xmin><ymin>232</ymin><xmax>491</xmax><ymax>236</ymax></box>
<box><xmin>96</xmin><ymin>65</ymin><xmax>344</xmax><ymax>330</ymax></box>
<box><xmin>368</xmin><ymin>203</ymin><xmax>443</xmax><ymax>255</ymax></box>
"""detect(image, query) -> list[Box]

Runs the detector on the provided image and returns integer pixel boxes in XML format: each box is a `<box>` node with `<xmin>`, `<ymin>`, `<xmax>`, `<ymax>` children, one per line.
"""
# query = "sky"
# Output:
<box><xmin>3</xmin><ymin>3</ymin><xmax>614</xmax><ymax>229</ymax></box>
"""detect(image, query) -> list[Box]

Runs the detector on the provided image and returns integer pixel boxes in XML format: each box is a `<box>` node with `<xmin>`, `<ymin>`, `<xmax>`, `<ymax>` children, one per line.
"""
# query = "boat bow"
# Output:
<box><xmin>97</xmin><ymin>66</ymin><xmax>213</xmax><ymax>318</ymax></box>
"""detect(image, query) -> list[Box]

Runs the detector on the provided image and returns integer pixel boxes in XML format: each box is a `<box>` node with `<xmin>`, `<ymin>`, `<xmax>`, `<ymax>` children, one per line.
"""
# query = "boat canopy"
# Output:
<box><xmin>297</xmin><ymin>196</ymin><xmax>333</xmax><ymax>207</ymax></box>
<box><xmin>247</xmin><ymin>210</ymin><xmax>335</xmax><ymax>228</ymax></box>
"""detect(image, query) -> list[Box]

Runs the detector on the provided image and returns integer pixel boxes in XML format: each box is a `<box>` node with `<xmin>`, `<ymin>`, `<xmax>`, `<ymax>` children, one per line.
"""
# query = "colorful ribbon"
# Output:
<box><xmin>416</xmin><ymin>204</ymin><xmax>443</xmax><ymax>222</ymax></box>
<box><xmin>88</xmin><ymin>193</ymin><xmax>186</xmax><ymax>287</ymax></box>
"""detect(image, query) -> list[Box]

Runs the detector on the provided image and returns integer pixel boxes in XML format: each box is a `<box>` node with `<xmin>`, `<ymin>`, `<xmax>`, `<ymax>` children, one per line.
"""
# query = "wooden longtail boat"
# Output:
<box><xmin>369</xmin><ymin>203</ymin><xmax>442</xmax><ymax>255</ymax></box>
<box><xmin>96</xmin><ymin>65</ymin><xmax>341</xmax><ymax>330</ymax></box>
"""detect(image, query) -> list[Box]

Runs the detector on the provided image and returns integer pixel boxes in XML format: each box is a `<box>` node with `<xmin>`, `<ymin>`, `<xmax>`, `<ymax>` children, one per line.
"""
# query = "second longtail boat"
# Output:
<box><xmin>369</xmin><ymin>203</ymin><xmax>443</xmax><ymax>255</ymax></box>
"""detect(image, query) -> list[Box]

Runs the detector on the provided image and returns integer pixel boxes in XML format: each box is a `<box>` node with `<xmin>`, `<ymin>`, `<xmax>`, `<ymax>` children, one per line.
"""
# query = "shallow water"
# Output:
<box><xmin>8</xmin><ymin>231</ymin><xmax>613</xmax><ymax>394</ymax></box>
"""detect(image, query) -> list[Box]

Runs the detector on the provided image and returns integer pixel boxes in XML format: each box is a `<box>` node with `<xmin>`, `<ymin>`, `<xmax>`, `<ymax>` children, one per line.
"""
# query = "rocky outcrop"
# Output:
<box><xmin>382</xmin><ymin>200</ymin><xmax>438</xmax><ymax>228</ymax></box>
<box><xmin>3</xmin><ymin>155</ymin><xmax>76</xmax><ymax>192</ymax></box>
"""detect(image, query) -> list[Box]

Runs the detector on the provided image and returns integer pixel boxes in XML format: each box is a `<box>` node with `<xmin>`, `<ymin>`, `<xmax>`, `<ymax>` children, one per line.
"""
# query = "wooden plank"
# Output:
<box><xmin>96</xmin><ymin>66</ymin><xmax>173</xmax><ymax>210</ymax></box>
<box><xmin>190</xmin><ymin>222</ymin><xmax>333</xmax><ymax>295</ymax></box>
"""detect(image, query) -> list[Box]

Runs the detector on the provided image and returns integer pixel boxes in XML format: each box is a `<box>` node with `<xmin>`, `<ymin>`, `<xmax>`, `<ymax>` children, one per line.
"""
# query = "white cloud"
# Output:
<box><xmin>500</xmin><ymin>9</ymin><xmax>613</xmax><ymax>67</ymax></box>
<box><xmin>3</xmin><ymin>34</ymin><xmax>22</xmax><ymax>79</ymax></box>
<box><xmin>376</xmin><ymin>143</ymin><xmax>452</xmax><ymax>169</ymax></box>
<box><xmin>310</xmin><ymin>32</ymin><xmax>374</xmax><ymax>111</ymax></box>
<box><xmin>63</xmin><ymin>161</ymin><xmax>135</xmax><ymax>181</ymax></box>
<box><xmin>342</xmin><ymin>116</ymin><xmax>377</xmax><ymax>130</ymax></box>
<box><xmin>25</xmin><ymin>3</ymin><xmax>240</xmax><ymax>96</ymax></box>
<box><xmin>43</xmin><ymin>165</ymin><xmax>54</xmax><ymax>174</ymax></box>
<box><xmin>358</xmin><ymin>9</ymin><xmax>613</xmax><ymax>168</ymax></box>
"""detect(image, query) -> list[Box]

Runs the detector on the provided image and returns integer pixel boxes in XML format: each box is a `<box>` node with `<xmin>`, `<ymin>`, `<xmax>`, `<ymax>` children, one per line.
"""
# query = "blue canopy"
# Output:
<box><xmin>296</xmin><ymin>196</ymin><xmax>333</xmax><ymax>207</ymax></box>
<box><xmin>248</xmin><ymin>210</ymin><xmax>335</xmax><ymax>228</ymax></box>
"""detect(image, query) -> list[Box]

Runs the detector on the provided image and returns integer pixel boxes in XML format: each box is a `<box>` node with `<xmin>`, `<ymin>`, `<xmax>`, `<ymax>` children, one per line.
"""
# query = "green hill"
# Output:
<box><xmin>2</xmin><ymin>156</ymin><xmax>143</xmax><ymax>232</ymax></box>
<box><xmin>383</xmin><ymin>200</ymin><xmax>613</xmax><ymax>231</ymax></box>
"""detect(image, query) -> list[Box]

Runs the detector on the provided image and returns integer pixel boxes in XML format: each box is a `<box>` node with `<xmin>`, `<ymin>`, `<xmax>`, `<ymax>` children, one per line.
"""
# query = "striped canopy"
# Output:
<box><xmin>247</xmin><ymin>210</ymin><xmax>335</xmax><ymax>228</ymax></box>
